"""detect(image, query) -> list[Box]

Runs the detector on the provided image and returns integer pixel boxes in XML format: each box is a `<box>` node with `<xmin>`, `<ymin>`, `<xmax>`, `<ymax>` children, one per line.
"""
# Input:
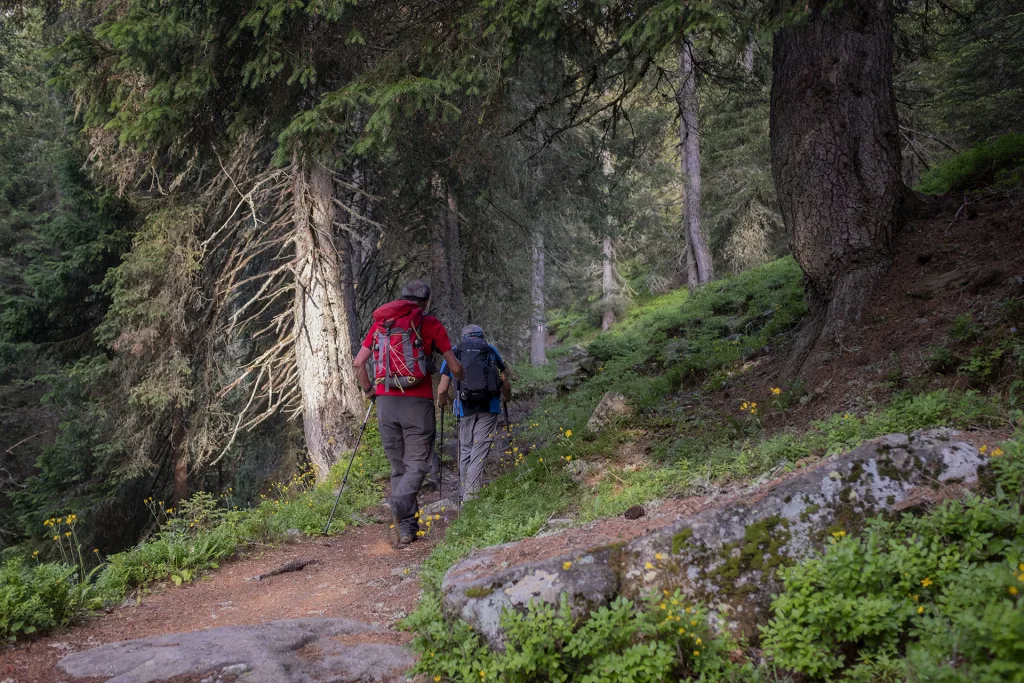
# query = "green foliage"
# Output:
<box><xmin>916</xmin><ymin>133</ymin><xmax>1024</xmax><ymax>195</ymax></box>
<box><xmin>525</xmin><ymin>258</ymin><xmax>805</xmax><ymax>443</ymax></box>
<box><xmin>2</xmin><ymin>440</ymin><xmax>387</xmax><ymax>639</ymax></box>
<box><xmin>0</xmin><ymin>557</ymin><xmax>101</xmax><ymax>641</ymax></box>
<box><xmin>408</xmin><ymin>592</ymin><xmax>751</xmax><ymax>683</ymax></box>
<box><xmin>761</xmin><ymin>437</ymin><xmax>1024</xmax><ymax>681</ymax></box>
<box><xmin>418</xmin><ymin>459</ymin><xmax>576</xmax><ymax>594</ymax></box>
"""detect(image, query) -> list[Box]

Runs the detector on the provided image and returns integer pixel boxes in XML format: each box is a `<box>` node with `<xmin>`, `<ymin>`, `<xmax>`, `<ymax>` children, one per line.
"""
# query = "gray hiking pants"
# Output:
<box><xmin>377</xmin><ymin>396</ymin><xmax>435</xmax><ymax>534</ymax></box>
<box><xmin>458</xmin><ymin>411</ymin><xmax>500</xmax><ymax>501</ymax></box>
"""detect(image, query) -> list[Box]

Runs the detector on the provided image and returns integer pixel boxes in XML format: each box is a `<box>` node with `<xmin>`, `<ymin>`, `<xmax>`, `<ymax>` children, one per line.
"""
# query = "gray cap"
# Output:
<box><xmin>400</xmin><ymin>279</ymin><xmax>431</xmax><ymax>302</ymax></box>
<box><xmin>461</xmin><ymin>324</ymin><xmax>485</xmax><ymax>339</ymax></box>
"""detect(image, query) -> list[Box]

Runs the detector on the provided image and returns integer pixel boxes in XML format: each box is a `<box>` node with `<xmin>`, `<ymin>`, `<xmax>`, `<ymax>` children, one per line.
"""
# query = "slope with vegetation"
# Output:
<box><xmin>405</xmin><ymin>178</ymin><xmax>1024</xmax><ymax>681</ymax></box>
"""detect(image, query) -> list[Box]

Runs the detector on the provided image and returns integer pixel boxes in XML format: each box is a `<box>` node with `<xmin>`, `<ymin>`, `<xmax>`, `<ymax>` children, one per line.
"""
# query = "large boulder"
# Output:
<box><xmin>586</xmin><ymin>391</ymin><xmax>633</xmax><ymax>433</ymax></box>
<box><xmin>442</xmin><ymin>429</ymin><xmax>986</xmax><ymax>645</ymax></box>
<box><xmin>57</xmin><ymin>617</ymin><xmax>415</xmax><ymax>683</ymax></box>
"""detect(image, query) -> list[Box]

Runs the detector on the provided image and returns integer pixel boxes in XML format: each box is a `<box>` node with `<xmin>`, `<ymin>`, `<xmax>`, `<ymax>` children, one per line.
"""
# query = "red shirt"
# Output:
<box><xmin>362</xmin><ymin>313</ymin><xmax>452</xmax><ymax>399</ymax></box>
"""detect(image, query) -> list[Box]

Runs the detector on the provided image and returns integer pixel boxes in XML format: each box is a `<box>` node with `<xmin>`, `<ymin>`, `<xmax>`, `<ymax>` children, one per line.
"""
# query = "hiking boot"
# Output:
<box><xmin>381</xmin><ymin>501</ymin><xmax>405</xmax><ymax>549</ymax></box>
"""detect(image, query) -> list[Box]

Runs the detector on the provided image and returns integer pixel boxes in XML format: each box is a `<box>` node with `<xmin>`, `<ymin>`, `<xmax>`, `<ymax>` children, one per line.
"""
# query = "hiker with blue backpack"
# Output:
<box><xmin>437</xmin><ymin>324</ymin><xmax>512</xmax><ymax>502</ymax></box>
<box><xmin>353</xmin><ymin>280</ymin><xmax>464</xmax><ymax>548</ymax></box>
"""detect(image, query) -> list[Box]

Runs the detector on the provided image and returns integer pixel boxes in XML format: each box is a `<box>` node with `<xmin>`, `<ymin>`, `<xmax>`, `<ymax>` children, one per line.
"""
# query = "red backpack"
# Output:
<box><xmin>370</xmin><ymin>300</ymin><xmax>433</xmax><ymax>391</ymax></box>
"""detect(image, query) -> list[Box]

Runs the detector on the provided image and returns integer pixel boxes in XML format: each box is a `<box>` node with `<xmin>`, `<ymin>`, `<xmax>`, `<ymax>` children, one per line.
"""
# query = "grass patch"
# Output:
<box><xmin>1</xmin><ymin>423</ymin><xmax>390</xmax><ymax>640</ymax></box>
<box><xmin>523</xmin><ymin>258</ymin><xmax>805</xmax><ymax>441</ymax></box>
<box><xmin>916</xmin><ymin>132</ymin><xmax>1024</xmax><ymax>195</ymax></box>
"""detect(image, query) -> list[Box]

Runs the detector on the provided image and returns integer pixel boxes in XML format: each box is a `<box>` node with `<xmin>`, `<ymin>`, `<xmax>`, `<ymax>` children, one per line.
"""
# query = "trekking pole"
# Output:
<box><xmin>323</xmin><ymin>399</ymin><xmax>375</xmax><ymax>535</ymax></box>
<box><xmin>503</xmin><ymin>401</ymin><xmax>511</xmax><ymax>436</ymax></box>
<box><xmin>456</xmin><ymin>413</ymin><xmax>462</xmax><ymax>513</ymax></box>
<box><xmin>438</xmin><ymin>405</ymin><xmax>445</xmax><ymax>502</ymax></box>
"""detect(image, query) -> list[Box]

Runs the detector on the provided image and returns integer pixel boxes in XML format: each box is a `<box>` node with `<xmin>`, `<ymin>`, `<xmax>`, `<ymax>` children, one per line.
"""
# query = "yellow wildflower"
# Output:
<box><xmin>991</xmin><ymin>447</ymin><xmax>1004</xmax><ymax>457</ymax></box>
<box><xmin>563</xmin><ymin>561</ymin><xmax>572</xmax><ymax>570</ymax></box>
<box><xmin>52</xmin><ymin>536</ymin><xmax>58</xmax><ymax>541</ymax></box>
<box><xmin>655</xmin><ymin>553</ymin><xmax>663</xmax><ymax>561</ymax></box>
<box><xmin>678</xmin><ymin>628</ymin><xmax>686</xmax><ymax>635</ymax></box>
<box><xmin>565</xmin><ymin>430</ymin><xmax>572</xmax><ymax>438</ymax></box>
<box><xmin>693</xmin><ymin>650</ymin><xmax>700</xmax><ymax>657</ymax></box>
<box><xmin>980</xmin><ymin>445</ymin><xmax>988</xmax><ymax>454</ymax></box>
<box><xmin>435</xmin><ymin>677</ymin><xmax>442</xmax><ymax>682</ymax></box>
<box><xmin>695</xmin><ymin>638</ymin><xmax>702</xmax><ymax>645</ymax></box>
<box><xmin>771</xmin><ymin>387</ymin><xmax>782</xmax><ymax>395</ymax></box>
<box><xmin>917</xmin><ymin>606</ymin><xmax>925</xmax><ymax>614</ymax></box>
<box><xmin>645</xmin><ymin>562</ymin><xmax>654</xmax><ymax>570</ymax></box>
<box><xmin>921</xmin><ymin>577</ymin><xmax>933</xmax><ymax>587</ymax></box>
<box><xmin>1010</xmin><ymin>586</ymin><xmax>1019</xmax><ymax>597</ymax></box>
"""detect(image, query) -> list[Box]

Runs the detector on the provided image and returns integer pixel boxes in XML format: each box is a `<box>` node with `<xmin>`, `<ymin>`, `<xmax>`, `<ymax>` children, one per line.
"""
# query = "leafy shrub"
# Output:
<box><xmin>928</xmin><ymin>346</ymin><xmax>958</xmax><ymax>373</ymax></box>
<box><xmin>916</xmin><ymin>132</ymin><xmax>1024</xmax><ymax>195</ymax></box>
<box><xmin>0</xmin><ymin>557</ymin><xmax>101</xmax><ymax>641</ymax></box>
<box><xmin>949</xmin><ymin>314</ymin><xmax>981</xmax><ymax>343</ymax></box>
<box><xmin>408</xmin><ymin>591</ymin><xmax>751</xmax><ymax>683</ymax></box>
<box><xmin>761</xmin><ymin>437</ymin><xmax>1024</xmax><ymax>680</ymax></box>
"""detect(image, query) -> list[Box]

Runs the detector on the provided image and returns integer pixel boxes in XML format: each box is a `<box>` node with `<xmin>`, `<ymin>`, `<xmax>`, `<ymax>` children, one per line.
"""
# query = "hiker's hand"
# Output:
<box><xmin>436</xmin><ymin>394</ymin><xmax>450</xmax><ymax>410</ymax></box>
<box><xmin>362</xmin><ymin>386</ymin><xmax>376</xmax><ymax>400</ymax></box>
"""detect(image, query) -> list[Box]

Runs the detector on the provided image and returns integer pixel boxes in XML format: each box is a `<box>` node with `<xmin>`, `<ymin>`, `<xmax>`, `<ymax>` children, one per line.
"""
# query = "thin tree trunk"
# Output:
<box><xmin>678</xmin><ymin>37</ymin><xmax>714</xmax><ymax>285</ymax></box>
<box><xmin>293</xmin><ymin>158</ymin><xmax>363</xmax><ymax>481</ymax></box>
<box><xmin>170</xmin><ymin>403</ymin><xmax>187</xmax><ymax>503</ymax></box>
<box><xmin>771</xmin><ymin>0</ymin><xmax>904</xmax><ymax>377</ymax></box>
<box><xmin>430</xmin><ymin>175</ymin><xmax>467</xmax><ymax>335</ymax></box>
<box><xmin>530</xmin><ymin>228</ymin><xmax>547</xmax><ymax>367</ymax></box>
<box><xmin>600</xmin><ymin>151</ymin><xmax>617</xmax><ymax>330</ymax></box>
<box><xmin>742</xmin><ymin>29</ymin><xmax>756</xmax><ymax>73</ymax></box>
<box><xmin>601</xmin><ymin>235</ymin><xmax>616</xmax><ymax>331</ymax></box>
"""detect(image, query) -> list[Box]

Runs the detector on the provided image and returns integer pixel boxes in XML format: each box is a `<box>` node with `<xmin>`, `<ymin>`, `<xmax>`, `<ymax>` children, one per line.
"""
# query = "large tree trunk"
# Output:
<box><xmin>530</xmin><ymin>227</ymin><xmax>547</xmax><ymax>367</ymax></box>
<box><xmin>601</xmin><ymin>235</ymin><xmax>616</xmax><ymax>331</ymax></box>
<box><xmin>430</xmin><ymin>175</ymin><xmax>467</xmax><ymax>335</ymax></box>
<box><xmin>293</xmin><ymin>159</ymin><xmax>364</xmax><ymax>481</ymax></box>
<box><xmin>678</xmin><ymin>36</ymin><xmax>714</xmax><ymax>286</ymax></box>
<box><xmin>771</xmin><ymin>0</ymin><xmax>903</xmax><ymax>377</ymax></box>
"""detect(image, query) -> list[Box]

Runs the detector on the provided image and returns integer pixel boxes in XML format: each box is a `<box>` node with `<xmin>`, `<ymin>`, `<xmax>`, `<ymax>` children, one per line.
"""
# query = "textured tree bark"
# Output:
<box><xmin>293</xmin><ymin>159</ymin><xmax>364</xmax><ymax>481</ymax></box>
<box><xmin>678</xmin><ymin>37</ymin><xmax>714</xmax><ymax>285</ymax></box>
<box><xmin>601</xmin><ymin>235</ymin><xmax>616</xmax><ymax>331</ymax></box>
<box><xmin>771</xmin><ymin>0</ymin><xmax>904</xmax><ymax>377</ymax></box>
<box><xmin>429</xmin><ymin>175</ymin><xmax>467</xmax><ymax>335</ymax></box>
<box><xmin>530</xmin><ymin>228</ymin><xmax>547</xmax><ymax>367</ymax></box>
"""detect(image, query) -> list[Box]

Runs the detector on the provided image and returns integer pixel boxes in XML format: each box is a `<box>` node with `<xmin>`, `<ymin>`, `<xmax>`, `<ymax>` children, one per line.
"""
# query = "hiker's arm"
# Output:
<box><xmin>442</xmin><ymin>350</ymin><xmax>465</xmax><ymax>382</ymax></box>
<box><xmin>353</xmin><ymin>346</ymin><xmax>374</xmax><ymax>396</ymax></box>
<box><xmin>500</xmin><ymin>372</ymin><xmax>512</xmax><ymax>402</ymax></box>
<box><xmin>437</xmin><ymin>375</ymin><xmax>451</xmax><ymax>407</ymax></box>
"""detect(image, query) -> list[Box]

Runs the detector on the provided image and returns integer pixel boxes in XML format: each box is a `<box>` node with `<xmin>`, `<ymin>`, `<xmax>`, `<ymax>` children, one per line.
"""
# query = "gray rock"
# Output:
<box><xmin>586</xmin><ymin>391</ymin><xmax>632</xmax><ymax>433</ymax></box>
<box><xmin>536</xmin><ymin>517</ymin><xmax>574</xmax><ymax>537</ymax></box>
<box><xmin>442</xmin><ymin>429</ymin><xmax>986</xmax><ymax>644</ymax></box>
<box><xmin>421</xmin><ymin>497</ymin><xmax>458</xmax><ymax>519</ymax></box>
<box><xmin>57</xmin><ymin>617</ymin><xmax>415</xmax><ymax>683</ymax></box>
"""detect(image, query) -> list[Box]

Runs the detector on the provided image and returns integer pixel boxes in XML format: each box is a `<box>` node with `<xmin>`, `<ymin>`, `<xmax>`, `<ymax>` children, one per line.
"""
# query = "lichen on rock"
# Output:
<box><xmin>441</xmin><ymin>429</ymin><xmax>986</xmax><ymax>644</ymax></box>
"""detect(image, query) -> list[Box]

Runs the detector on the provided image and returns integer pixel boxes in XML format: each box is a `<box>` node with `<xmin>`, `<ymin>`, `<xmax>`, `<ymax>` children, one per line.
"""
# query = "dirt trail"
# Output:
<box><xmin>1</xmin><ymin>400</ymin><xmax>535</xmax><ymax>683</ymax></box>
<box><xmin>1</xmin><ymin>523</ymin><xmax>442</xmax><ymax>682</ymax></box>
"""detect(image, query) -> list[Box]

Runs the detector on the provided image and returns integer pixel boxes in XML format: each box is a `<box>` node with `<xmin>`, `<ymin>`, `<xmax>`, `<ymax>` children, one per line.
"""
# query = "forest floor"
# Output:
<box><xmin>4</xmin><ymin>190</ymin><xmax>1023</xmax><ymax>682</ymax></box>
<box><xmin>0</xmin><ymin>520</ymin><xmax>446</xmax><ymax>682</ymax></box>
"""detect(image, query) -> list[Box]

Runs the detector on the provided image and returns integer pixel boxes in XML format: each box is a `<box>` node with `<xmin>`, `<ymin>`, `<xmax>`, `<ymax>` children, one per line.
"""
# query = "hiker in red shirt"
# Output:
<box><xmin>353</xmin><ymin>280</ymin><xmax>464</xmax><ymax>548</ymax></box>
